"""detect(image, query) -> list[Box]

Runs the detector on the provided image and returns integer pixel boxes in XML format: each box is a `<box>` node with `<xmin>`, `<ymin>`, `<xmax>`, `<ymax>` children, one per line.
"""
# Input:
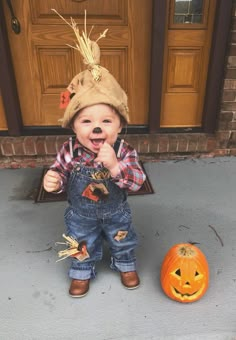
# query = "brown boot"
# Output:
<box><xmin>120</xmin><ymin>271</ymin><xmax>140</xmax><ymax>290</ymax></box>
<box><xmin>69</xmin><ymin>279</ymin><xmax>90</xmax><ymax>298</ymax></box>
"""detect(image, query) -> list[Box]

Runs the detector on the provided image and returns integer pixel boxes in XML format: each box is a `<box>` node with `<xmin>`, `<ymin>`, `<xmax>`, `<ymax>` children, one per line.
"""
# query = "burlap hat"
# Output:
<box><xmin>53</xmin><ymin>9</ymin><xmax>129</xmax><ymax>128</ymax></box>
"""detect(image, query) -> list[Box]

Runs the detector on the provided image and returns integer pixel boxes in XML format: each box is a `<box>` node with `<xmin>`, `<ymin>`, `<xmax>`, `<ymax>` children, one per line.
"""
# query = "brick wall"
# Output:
<box><xmin>219</xmin><ymin>0</ymin><xmax>236</xmax><ymax>155</ymax></box>
<box><xmin>0</xmin><ymin>4</ymin><xmax>236</xmax><ymax>168</ymax></box>
<box><xmin>0</xmin><ymin>133</ymin><xmax>220</xmax><ymax>168</ymax></box>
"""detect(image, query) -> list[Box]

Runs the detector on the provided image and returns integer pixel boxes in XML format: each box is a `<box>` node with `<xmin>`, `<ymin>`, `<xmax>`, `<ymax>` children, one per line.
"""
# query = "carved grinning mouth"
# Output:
<box><xmin>173</xmin><ymin>287</ymin><xmax>198</xmax><ymax>297</ymax></box>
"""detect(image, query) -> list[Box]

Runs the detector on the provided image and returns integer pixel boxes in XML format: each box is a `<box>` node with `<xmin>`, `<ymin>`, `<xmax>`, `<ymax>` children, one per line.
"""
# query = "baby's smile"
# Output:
<box><xmin>90</xmin><ymin>138</ymin><xmax>105</xmax><ymax>149</ymax></box>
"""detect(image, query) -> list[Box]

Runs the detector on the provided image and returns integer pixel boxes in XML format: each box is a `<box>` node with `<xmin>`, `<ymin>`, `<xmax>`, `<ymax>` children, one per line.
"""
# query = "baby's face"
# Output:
<box><xmin>72</xmin><ymin>104</ymin><xmax>122</xmax><ymax>153</ymax></box>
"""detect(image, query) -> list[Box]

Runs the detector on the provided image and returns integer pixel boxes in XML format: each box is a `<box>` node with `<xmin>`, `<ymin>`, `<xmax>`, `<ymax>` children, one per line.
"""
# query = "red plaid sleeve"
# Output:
<box><xmin>49</xmin><ymin>140</ymin><xmax>73</xmax><ymax>192</ymax></box>
<box><xmin>114</xmin><ymin>142</ymin><xmax>146</xmax><ymax>191</ymax></box>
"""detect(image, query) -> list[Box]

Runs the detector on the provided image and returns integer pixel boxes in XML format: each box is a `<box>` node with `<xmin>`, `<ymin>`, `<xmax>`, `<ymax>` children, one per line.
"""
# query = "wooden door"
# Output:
<box><xmin>161</xmin><ymin>0</ymin><xmax>216</xmax><ymax>128</ymax></box>
<box><xmin>3</xmin><ymin>0</ymin><xmax>152</xmax><ymax>127</ymax></box>
<box><xmin>0</xmin><ymin>92</ymin><xmax>7</xmax><ymax>130</ymax></box>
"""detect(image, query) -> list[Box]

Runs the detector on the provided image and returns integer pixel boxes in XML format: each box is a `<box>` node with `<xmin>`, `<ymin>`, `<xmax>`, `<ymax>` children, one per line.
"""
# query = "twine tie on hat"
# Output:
<box><xmin>87</xmin><ymin>63</ymin><xmax>101</xmax><ymax>82</ymax></box>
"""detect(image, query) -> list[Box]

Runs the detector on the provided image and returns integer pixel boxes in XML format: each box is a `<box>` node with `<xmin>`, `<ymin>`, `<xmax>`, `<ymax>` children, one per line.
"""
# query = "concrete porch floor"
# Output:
<box><xmin>1</xmin><ymin>157</ymin><xmax>236</xmax><ymax>339</ymax></box>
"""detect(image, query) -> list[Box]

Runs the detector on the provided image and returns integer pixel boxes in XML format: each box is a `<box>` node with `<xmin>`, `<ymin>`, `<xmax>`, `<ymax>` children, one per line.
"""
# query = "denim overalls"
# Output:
<box><xmin>64</xmin><ymin>139</ymin><xmax>138</xmax><ymax>280</ymax></box>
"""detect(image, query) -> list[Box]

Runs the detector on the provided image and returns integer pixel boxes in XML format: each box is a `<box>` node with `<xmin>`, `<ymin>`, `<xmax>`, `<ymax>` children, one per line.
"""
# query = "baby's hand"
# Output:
<box><xmin>43</xmin><ymin>170</ymin><xmax>62</xmax><ymax>192</ymax></box>
<box><xmin>95</xmin><ymin>142</ymin><xmax>120</xmax><ymax>177</ymax></box>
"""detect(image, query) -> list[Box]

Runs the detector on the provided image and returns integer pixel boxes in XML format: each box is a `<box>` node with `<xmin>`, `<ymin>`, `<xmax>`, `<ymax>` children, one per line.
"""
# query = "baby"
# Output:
<box><xmin>43</xmin><ymin>10</ymin><xmax>146</xmax><ymax>297</ymax></box>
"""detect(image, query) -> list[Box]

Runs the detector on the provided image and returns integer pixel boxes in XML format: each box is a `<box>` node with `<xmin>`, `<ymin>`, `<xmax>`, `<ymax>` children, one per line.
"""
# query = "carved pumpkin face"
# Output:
<box><xmin>160</xmin><ymin>243</ymin><xmax>209</xmax><ymax>303</ymax></box>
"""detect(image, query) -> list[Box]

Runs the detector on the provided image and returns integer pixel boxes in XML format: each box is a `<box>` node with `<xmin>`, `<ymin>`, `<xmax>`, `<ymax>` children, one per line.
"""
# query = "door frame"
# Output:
<box><xmin>0</xmin><ymin>3</ymin><xmax>22</xmax><ymax>136</ymax></box>
<box><xmin>149</xmin><ymin>0</ymin><xmax>233</xmax><ymax>133</ymax></box>
<box><xmin>0</xmin><ymin>0</ymin><xmax>233</xmax><ymax>136</ymax></box>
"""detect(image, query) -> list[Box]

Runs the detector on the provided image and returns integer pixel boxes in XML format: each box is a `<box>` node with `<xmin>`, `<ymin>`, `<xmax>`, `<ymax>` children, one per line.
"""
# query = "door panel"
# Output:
<box><xmin>0</xmin><ymin>92</ymin><xmax>7</xmax><ymax>130</ymax></box>
<box><xmin>161</xmin><ymin>0</ymin><xmax>216</xmax><ymax>128</ymax></box>
<box><xmin>30</xmin><ymin>0</ymin><xmax>127</xmax><ymax>25</ymax></box>
<box><xmin>3</xmin><ymin>0</ymin><xmax>152</xmax><ymax>127</ymax></box>
<box><xmin>167</xmin><ymin>48</ymin><xmax>202</xmax><ymax>92</ymax></box>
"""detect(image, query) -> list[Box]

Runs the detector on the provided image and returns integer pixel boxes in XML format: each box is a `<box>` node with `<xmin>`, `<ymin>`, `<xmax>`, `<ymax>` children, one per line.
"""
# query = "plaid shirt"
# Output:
<box><xmin>50</xmin><ymin>137</ymin><xmax>146</xmax><ymax>192</ymax></box>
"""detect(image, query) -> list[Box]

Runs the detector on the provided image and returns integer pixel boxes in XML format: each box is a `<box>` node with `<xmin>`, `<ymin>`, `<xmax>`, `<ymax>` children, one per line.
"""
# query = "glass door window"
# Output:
<box><xmin>170</xmin><ymin>0</ymin><xmax>209</xmax><ymax>28</ymax></box>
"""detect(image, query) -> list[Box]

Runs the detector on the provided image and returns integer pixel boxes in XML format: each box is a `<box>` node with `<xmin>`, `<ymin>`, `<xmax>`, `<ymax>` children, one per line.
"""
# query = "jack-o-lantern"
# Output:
<box><xmin>160</xmin><ymin>243</ymin><xmax>209</xmax><ymax>303</ymax></box>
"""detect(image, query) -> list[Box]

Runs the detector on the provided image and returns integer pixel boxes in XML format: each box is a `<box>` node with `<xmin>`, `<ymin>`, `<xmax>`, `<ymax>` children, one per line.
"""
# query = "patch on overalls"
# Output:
<box><xmin>82</xmin><ymin>182</ymin><xmax>109</xmax><ymax>201</ymax></box>
<box><xmin>91</xmin><ymin>168</ymin><xmax>111</xmax><ymax>180</ymax></box>
<box><xmin>56</xmin><ymin>234</ymin><xmax>90</xmax><ymax>262</ymax></box>
<box><xmin>114</xmin><ymin>230</ymin><xmax>128</xmax><ymax>241</ymax></box>
<box><xmin>73</xmin><ymin>241</ymin><xmax>90</xmax><ymax>261</ymax></box>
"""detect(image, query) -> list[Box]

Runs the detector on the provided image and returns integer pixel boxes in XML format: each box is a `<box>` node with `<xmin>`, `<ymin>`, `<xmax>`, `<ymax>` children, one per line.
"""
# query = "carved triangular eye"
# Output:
<box><xmin>175</xmin><ymin>269</ymin><xmax>181</xmax><ymax>276</ymax></box>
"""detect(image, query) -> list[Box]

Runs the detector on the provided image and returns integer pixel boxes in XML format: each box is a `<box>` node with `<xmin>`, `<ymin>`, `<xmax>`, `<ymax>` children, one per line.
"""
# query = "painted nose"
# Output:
<box><xmin>93</xmin><ymin>127</ymin><xmax>102</xmax><ymax>134</ymax></box>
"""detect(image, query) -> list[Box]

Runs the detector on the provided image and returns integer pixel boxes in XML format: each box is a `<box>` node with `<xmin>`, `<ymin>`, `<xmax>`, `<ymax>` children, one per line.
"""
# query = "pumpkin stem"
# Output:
<box><xmin>178</xmin><ymin>245</ymin><xmax>195</xmax><ymax>257</ymax></box>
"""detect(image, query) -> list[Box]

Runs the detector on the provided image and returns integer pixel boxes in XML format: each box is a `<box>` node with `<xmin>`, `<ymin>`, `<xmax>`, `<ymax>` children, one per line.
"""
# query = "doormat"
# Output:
<box><xmin>34</xmin><ymin>163</ymin><xmax>154</xmax><ymax>203</ymax></box>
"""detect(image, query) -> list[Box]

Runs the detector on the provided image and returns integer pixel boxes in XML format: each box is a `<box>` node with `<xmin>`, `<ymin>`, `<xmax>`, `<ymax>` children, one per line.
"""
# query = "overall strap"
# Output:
<box><xmin>69</xmin><ymin>136</ymin><xmax>77</xmax><ymax>159</ymax></box>
<box><xmin>113</xmin><ymin>137</ymin><xmax>122</xmax><ymax>156</ymax></box>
